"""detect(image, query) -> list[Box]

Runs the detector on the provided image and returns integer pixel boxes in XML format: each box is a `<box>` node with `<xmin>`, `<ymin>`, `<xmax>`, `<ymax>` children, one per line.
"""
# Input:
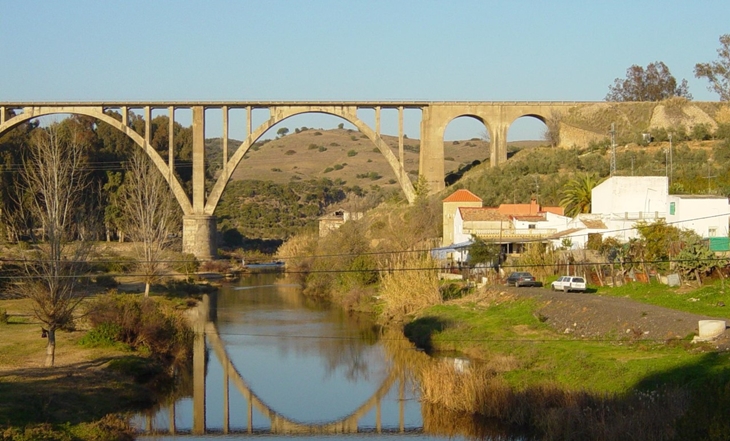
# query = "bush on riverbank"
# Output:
<box><xmin>83</xmin><ymin>293</ymin><xmax>194</xmax><ymax>367</ymax></box>
<box><xmin>378</xmin><ymin>253</ymin><xmax>441</xmax><ymax>323</ymax></box>
<box><xmin>276</xmin><ymin>198</ymin><xmax>442</xmax><ymax>310</ymax></box>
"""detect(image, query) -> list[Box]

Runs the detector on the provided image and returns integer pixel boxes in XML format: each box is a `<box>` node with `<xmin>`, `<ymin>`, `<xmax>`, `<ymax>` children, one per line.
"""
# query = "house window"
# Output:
<box><xmin>709</xmin><ymin>227</ymin><xmax>717</xmax><ymax>237</ymax></box>
<box><xmin>528</xmin><ymin>224</ymin><xmax>536</xmax><ymax>229</ymax></box>
<box><xmin>669</xmin><ymin>202</ymin><xmax>675</xmax><ymax>215</ymax></box>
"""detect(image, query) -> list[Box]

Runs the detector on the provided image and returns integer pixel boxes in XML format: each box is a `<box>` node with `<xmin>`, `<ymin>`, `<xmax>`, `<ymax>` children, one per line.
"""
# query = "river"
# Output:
<box><xmin>131</xmin><ymin>273</ymin><xmax>495</xmax><ymax>441</ymax></box>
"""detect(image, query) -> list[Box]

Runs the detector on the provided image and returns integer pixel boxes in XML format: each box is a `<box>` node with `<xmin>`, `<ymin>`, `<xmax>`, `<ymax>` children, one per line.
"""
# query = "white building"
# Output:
<box><xmin>589</xmin><ymin>176</ymin><xmax>729</xmax><ymax>245</ymax></box>
<box><xmin>591</xmin><ymin>176</ymin><xmax>668</xmax><ymax>219</ymax></box>
<box><xmin>667</xmin><ymin>195</ymin><xmax>730</xmax><ymax>238</ymax></box>
<box><xmin>548</xmin><ymin>176</ymin><xmax>730</xmax><ymax>250</ymax></box>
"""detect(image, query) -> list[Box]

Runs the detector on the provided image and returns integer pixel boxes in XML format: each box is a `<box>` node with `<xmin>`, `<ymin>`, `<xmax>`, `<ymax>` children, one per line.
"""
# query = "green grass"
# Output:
<box><xmin>414</xmin><ymin>296</ymin><xmax>730</xmax><ymax>394</ymax></box>
<box><xmin>595</xmin><ymin>280</ymin><xmax>730</xmax><ymax>319</ymax></box>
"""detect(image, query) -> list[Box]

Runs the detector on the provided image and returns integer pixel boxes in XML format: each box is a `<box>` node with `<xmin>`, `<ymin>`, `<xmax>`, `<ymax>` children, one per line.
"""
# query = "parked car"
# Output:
<box><xmin>506</xmin><ymin>271</ymin><xmax>540</xmax><ymax>287</ymax></box>
<box><xmin>551</xmin><ymin>276</ymin><xmax>587</xmax><ymax>292</ymax></box>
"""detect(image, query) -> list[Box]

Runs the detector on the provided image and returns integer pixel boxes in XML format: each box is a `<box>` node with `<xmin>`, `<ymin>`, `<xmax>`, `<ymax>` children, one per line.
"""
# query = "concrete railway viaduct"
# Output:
<box><xmin>0</xmin><ymin>101</ymin><xmax>595</xmax><ymax>258</ymax></box>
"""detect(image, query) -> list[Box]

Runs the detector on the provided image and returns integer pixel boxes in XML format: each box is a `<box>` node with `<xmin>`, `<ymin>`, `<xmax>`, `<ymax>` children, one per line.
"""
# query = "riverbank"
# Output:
<box><xmin>0</xmin><ymin>288</ymin><xmax>202</xmax><ymax>440</ymax></box>
<box><xmin>397</xmin><ymin>282</ymin><xmax>730</xmax><ymax>440</ymax></box>
<box><xmin>405</xmin><ymin>283</ymin><xmax>729</xmax><ymax>392</ymax></box>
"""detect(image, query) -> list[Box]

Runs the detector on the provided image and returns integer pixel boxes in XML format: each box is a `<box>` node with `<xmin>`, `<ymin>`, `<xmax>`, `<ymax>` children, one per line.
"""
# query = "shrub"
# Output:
<box><xmin>318</xmin><ymin>146</ymin><xmax>327</xmax><ymax>152</ymax></box>
<box><xmin>271</xmin><ymin>167</ymin><xmax>282</xmax><ymax>172</ymax></box>
<box><xmin>333</xmin><ymin>163</ymin><xmax>344</xmax><ymax>171</ymax></box>
<box><xmin>284</xmin><ymin>150</ymin><xmax>296</xmax><ymax>155</ymax></box>
<box><xmin>323</xmin><ymin>167</ymin><xmax>334</xmax><ymax>173</ymax></box>
<box><xmin>308</xmin><ymin>143</ymin><xmax>319</xmax><ymax>150</ymax></box>
<box><xmin>330</xmin><ymin>142</ymin><xmax>339</xmax><ymax>146</ymax></box>
<box><xmin>351</xmin><ymin>136</ymin><xmax>358</xmax><ymax>141</ymax></box>
<box><xmin>95</xmin><ymin>275</ymin><xmax>118</xmax><ymax>288</ymax></box>
<box><xmin>347</xmin><ymin>150</ymin><xmax>358</xmax><ymax>157</ymax></box>
<box><xmin>0</xmin><ymin>308</ymin><xmax>7</xmax><ymax>324</ymax></box>
<box><xmin>95</xmin><ymin>254</ymin><xmax>136</xmax><ymax>273</ymax></box>
<box><xmin>715</xmin><ymin>123</ymin><xmax>730</xmax><ymax>140</ymax></box>
<box><xmin>172</xmin><ymin>253</ymin><xmax>199</xmax><ymax>276</ymax></box>
<box><xmin>314</xmin><ymin>131</ymin><xmax>322</xmax><ymax>136</ymax></box>
<box><xmin>691</xmin><ymin>123</ymin><xmax>712</xmax><ymax>141</ymax></box>
<box><xmin>79</xmin><ymin>322</ymin><xmax>124</xmax><ymax>348</ymax></box>
<box><xmin>199</xmin><ymin>259</ymin><xmax>232</xmax><ymax>273</ymax></box>
<box><xmin>86</xmin><ymin>294</ymin><xmax>194</xmax><ymax>364</ymax></box>
<box><xmin>444</xmin><ymin>156</ymin><xmax>455</xmax><ymax>161</ymax></box>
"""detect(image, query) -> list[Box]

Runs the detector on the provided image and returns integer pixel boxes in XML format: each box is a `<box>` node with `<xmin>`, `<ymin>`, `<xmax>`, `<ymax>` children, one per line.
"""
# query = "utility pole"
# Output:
<box><xmin>668</xmin><ymin>133</ymin><xmax>673</xmax><ymax>186</ymax></box>
<box><xmin>610</xmin><ymin>123</ymin><xmax>616</xmax><ymax>176</ymax></box>
<box><xmin>707</xmin><ymin>160</ymin><xmax>716</xmax><ymax>193</ymax></box>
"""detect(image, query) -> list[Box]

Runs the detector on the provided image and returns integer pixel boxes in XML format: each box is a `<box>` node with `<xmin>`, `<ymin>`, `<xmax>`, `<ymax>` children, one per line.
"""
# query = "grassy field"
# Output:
<box><xmin>406</xmin><ymin>285</ymin><xmax>729</xmax><ymax>394</ymax></box>
<box><xmin>0</xmin><ymin>293</ymin><xmax>194</xmax><ymax>440</ymax></box>
<box><xmin>595</xmin><ymin>279</ymin><xmax>730</xmax><ymax>319</ymax></box>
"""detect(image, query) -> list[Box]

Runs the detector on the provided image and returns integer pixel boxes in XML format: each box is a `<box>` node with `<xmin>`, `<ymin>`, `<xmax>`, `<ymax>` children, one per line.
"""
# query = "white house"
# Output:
<box><xmin>587</xmin><ymin>176</ymin><xmax>730</xmax><ymax>246</ymax></box>
<box><xmin>667</xmin><ymin>195</ymin><xmax>730</xmax><ymax>238</ymax></box>
<box><xmin>591</xmin><ymin>176</ymin><xmax>668</xmax><ymax>219</ymax></box>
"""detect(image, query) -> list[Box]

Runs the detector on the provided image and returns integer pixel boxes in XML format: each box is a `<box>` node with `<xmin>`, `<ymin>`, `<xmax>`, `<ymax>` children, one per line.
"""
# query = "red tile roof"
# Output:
<box><xmin>459</xmin><ymin>207</ymin><xmax>511</xmax><ymax>221</ymax></box>
<box><xmin>512</xmin><ymin>215</ymin><xmax>547</xmax><ymax>222</ymax></box>
<box><xmin>443</xmin><ymin>189</ymin><xmax>482</xmax><ymax>203</ymax></box>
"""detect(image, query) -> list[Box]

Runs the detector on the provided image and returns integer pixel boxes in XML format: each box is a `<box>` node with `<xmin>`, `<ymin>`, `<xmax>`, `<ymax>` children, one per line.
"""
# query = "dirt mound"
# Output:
<box><xmin>649</xmin><ymin>103</ymin><xmax>717</xmax><ymax>131</ymax></box>
<box><xmin>507</xmin><ymin>287</ymin><xmax>729</xmax><ymax>349</ymax></box>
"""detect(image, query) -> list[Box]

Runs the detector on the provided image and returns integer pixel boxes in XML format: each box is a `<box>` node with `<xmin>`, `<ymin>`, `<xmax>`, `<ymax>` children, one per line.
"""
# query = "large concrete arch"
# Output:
<box><xmin>205</xmin><ymin>105</ymin><xmax>416</xmax><ymax>214</ymax></box>
<box><xmin>0</xmin><ymin>100</ymin><xmax>615</xmax><ymax>258</ymax></box>
<box><xmin>0</xmin><ymin>106</ymin><xmax>193</xmax><ymax>214</ymax></box>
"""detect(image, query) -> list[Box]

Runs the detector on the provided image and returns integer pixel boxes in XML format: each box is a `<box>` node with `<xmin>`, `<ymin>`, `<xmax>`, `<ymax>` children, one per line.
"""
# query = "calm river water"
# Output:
<box><xmin>130</xmin><ymin>273</ymin><xmax>497</xmax><ymax>441</ymax></box>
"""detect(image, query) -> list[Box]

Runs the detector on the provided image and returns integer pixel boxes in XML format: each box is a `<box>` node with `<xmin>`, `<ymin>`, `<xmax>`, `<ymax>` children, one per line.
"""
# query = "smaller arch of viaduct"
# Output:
<box><xmin>0</xmin><ymin>101</ymin><xmax>595</xmax><ymax>259</ymax></box>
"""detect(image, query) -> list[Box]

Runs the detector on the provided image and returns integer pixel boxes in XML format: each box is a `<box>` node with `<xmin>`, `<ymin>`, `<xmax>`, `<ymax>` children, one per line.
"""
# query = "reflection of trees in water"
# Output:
<box><xmin>422</xmin><ymin>402</ymin><xmax>525</xmax><ymax>441</ymax></box>
<box><xmin>317</xmin><ymin>314</ymin><xmax>381</xmax><ymax>382</ymax></box>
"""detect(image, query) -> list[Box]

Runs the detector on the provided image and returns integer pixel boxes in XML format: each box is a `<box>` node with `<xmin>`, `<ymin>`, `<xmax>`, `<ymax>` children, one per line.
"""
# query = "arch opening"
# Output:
<box><xmin>211</xmin><ymin>111</ymin><xmax>416</xmax><ymax>244</ymax></box>
<box><xmin>442</xmin><ymin>115</ymin><xmax>491</xmax><ymax>187</ymax></box>
<box><xmin>507</xmin><ymin>114</ymin><xmax>552</xmax><ymax>157</ymax></box>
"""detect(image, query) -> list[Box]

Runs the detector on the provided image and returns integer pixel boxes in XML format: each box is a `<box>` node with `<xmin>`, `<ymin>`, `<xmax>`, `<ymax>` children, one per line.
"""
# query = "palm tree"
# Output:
<box><xmin>560</xmin><ymin>174</ymin><xmax>599</xmax><ymax>217</ymax></box>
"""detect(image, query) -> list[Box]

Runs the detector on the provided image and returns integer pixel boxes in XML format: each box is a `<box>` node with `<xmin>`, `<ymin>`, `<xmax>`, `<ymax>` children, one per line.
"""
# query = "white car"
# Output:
<box><xmin>551</xmin><ymin>276</ymin><xmax>587</xmax><ymax>292</ymax></box>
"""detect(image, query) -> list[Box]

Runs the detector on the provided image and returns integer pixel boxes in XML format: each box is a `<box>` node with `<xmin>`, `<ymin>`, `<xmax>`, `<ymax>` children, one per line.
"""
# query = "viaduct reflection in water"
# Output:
<box><xmin>138</xmin><ymin>294</ymin><xmax>410</xmax><ymax>436</ymax></box>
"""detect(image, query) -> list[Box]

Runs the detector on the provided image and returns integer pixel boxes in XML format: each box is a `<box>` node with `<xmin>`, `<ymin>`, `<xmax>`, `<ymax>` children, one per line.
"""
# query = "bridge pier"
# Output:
<box><xmin>182</xmin><ymin>215</ymin><xmax>217</xmax><ymax>260</ymax></box>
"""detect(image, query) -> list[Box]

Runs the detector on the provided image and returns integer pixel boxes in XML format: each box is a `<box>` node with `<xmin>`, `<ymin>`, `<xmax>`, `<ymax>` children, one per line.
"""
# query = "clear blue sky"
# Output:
<box><xmin>1</xmin><ymin>0</ymin><xmax>728</xmax><ymax>140</ymax></box>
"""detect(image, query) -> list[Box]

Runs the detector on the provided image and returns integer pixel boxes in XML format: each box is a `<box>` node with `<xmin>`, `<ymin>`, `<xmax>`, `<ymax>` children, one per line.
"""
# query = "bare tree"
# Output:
<box><xmin>543</xmin><ymin>111</ymin><xmax>562</xmax><ymax>147</ymax></box>
<box><xmin>19</xmin><ymin>124</ymin><xmax>91</xmax><ymax>367</ymax></box>
<box><xmin>695</xmin><ymin>34</ymin><xmax>730</xmax><ymax>101</ymax></box>
<box><xmin>121</xmin><ymin>150</ymin><xmax>180</xmax><ymax>297</ymax></box>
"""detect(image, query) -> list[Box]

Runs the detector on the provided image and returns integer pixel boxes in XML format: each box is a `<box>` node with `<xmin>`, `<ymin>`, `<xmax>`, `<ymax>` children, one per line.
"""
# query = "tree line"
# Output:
<box><xmin>606</xmin><ymin>34</ymin><xmax>730</xmax><ymax>102</ymax></box>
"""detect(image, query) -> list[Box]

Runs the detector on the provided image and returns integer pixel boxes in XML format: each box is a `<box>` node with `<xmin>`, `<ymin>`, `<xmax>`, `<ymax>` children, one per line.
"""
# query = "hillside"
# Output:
<box><xmin>205</xmin><ymin>128</ymin><xmax>546</xmax><ymax>191</ymax></box>
<box><xmin>202</xmin><ymin>100</ymin><xmax>730</xmax><ymax>245</ymax></box>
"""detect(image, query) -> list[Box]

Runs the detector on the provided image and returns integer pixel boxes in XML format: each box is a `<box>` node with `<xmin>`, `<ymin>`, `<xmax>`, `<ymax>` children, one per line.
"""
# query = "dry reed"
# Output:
<box><xmin>377</xmin><ymin>253</ymin><xmax>441</xmax><ymax>323</ymax></box>
<box><xmin>418</xmin><ymin>359</ymin><xmax>691</xmax><ymax>441</ymax></box>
